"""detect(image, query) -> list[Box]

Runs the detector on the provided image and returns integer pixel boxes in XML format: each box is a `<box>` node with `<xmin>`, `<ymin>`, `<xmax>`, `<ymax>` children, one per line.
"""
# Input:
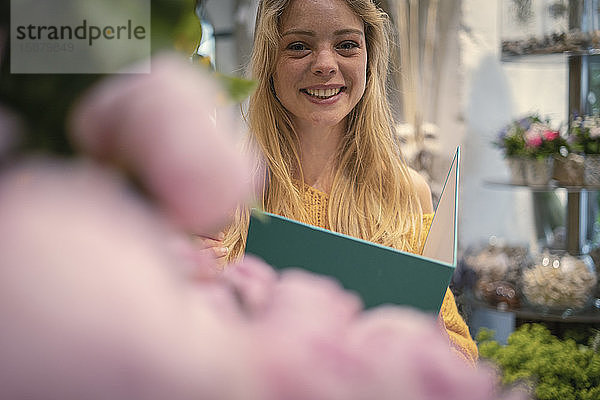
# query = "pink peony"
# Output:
<box><xmin>69</xmin><ymin>53</ymin><xmax>253</xmax><ymax>238</ymax></box>
<box><xmin>525</xmin><ymin>135</ymin><xmax>543</xmax><ymax>148</ymax></box>
<box><xmin>222</xmin><ymin>255</ymin><xmax>280</xmax><ymax>315</ymax></box>
<box><xmin>344</xmin><ymin>307</ymin><xmax>495</xmax><ymax>400</ymax></box>
<box><xmin>525</xmin><ymin>122</ymin><xmax>546</xmax><ymax>148</ymax></box>
<box><xmin>224</xmin><ymin>258</ymin><xmax>525</xmax><ymax>400</ymax></box>
<box><xmin>0</xmin><ymin>159</ymin><xmax>259</xmax><ymax>400</ymax></box>
<box><xmin>542</xmin><ymin>130</ymin><xmax>559</xmax><ymax>141</ymax></box>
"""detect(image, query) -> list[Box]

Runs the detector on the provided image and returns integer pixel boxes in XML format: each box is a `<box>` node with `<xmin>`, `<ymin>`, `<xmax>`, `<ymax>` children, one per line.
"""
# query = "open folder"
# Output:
<box><xmin>245</xmin><ymin>147</ymin><xmax>460</xmax><ymax>313</ymax></box>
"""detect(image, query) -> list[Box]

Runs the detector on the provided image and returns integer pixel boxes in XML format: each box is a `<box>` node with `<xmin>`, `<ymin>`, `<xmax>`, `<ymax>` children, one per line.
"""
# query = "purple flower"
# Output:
<box><xmin>517</xmin><ymin>116</ymin><xmax>533</xmax><ymax>131</ymax></box>
<box><xmin>497</xmin><ymin>126</ymin><xmax>509</xmax><ymax>141</ymax></box>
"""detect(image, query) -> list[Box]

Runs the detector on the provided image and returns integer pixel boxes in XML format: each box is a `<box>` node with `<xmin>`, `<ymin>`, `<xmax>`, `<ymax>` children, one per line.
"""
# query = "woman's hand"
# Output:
<box><xmin>193</xmin><ymin>232</ymin><xmax>229</xmax><ymax>266</ymax></box>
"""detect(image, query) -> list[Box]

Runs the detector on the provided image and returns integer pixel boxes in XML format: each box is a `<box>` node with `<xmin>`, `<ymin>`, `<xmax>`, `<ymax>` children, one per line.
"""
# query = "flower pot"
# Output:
<box><xmin>553</xmin><ymin>154</ymin><xmax>584</xmax><ymax>186</ymax></box>
<box><xmin>506</xmin><ymin>157</ymin><xmax>527</xmax><ymax>185</ymax></box>
<box><xmin>584</xmin><ymin>154</ymin><xmax>600</xmax><ymax>186</ymax></box>
<box><xmin>525</xmin><ymin>157</ymin><xmax>553</xmax><ymax>186</ymax></box>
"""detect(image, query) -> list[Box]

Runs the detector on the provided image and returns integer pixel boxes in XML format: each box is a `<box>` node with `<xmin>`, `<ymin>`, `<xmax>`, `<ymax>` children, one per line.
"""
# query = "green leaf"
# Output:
<box><xmin>215</xmin><ymin>74</ymin><xmax>258</xmax><ymax>103</ymax></box>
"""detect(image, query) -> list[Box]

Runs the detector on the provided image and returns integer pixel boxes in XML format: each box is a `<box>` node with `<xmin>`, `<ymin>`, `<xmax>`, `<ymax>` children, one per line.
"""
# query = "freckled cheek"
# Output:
<box><xmin>274</xmin><ymin>61</ymin><xmax>306</xmax><ymax>94</ymax></box>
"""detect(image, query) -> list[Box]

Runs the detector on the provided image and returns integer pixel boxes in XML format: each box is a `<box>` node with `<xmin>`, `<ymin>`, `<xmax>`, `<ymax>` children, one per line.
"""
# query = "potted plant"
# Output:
<box><xmin>495</xmin><ymin>114</ymin><xmax>566</xmax><ymax>186</ymax></box>
<box><xmin>569</xmin><ymin>114</ymin><xmax>600</xmax><ymax>186</ymax></box>
<box><xmin>495</xmin><ymin>116</ymin><xmax>531</xmax><ymax>185</ymax></box>
<box><xmin>478</xmin><ymin>323</ymin><xmax>600</xmax><ymax>400</ymax></box>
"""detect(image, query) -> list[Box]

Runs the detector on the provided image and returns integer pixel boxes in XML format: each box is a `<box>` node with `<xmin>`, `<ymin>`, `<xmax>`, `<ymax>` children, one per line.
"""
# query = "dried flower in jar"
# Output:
<box><xmin>522</xmin><ymin>252</ymin><xmax>597</xmax><ymax>310</ymax></box>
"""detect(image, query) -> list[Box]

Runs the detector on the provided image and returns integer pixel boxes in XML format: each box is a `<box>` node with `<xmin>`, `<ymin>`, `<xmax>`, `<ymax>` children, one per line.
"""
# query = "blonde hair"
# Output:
<box><xmin>224</xmin><ymin>0</ymin><xmax>423</xmax><ymax>261</ymax></box>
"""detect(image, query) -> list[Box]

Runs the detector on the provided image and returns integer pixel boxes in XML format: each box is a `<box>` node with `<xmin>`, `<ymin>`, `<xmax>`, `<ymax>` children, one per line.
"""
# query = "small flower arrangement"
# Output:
<box><xmin>569</xmin><ymin>114</ymin><xmax>600</xmax><ymax>154</ymax></box>
<box><xmin>495</xmin><ymin>114</ymin><xmax>567</xmax><ymax>160</ymax></box>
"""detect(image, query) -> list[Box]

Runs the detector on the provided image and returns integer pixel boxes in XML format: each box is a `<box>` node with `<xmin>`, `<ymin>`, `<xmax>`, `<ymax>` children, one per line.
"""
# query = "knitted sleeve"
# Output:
<box><xmin>440</xmin><ymin>288</ymin><xmax>479</xmax><ymax>364</ymax></box>
<box><xmin>420</xmin><ymin>214</ymin><xmax>478</xmax><ymax>365</ymax></box>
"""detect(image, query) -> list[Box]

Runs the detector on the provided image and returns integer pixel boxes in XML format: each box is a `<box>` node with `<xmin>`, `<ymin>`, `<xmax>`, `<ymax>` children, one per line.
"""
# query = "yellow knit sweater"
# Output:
<box><xmin>301</xmin><ymin>184</ymin><xmax>479</xmax><ymax>364</ymax></box>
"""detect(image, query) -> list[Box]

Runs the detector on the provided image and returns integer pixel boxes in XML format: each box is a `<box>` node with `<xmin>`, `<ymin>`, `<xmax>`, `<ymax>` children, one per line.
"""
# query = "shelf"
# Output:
<box><xmin>483</xmin><ymin>179</ymin><xmax>600</xmax><ymax>192</ymax></box>
<box><xmin>465</xmin><ymin>292</ymin><xmax>600</xmax><ymax>324</ymax></box>
<box><xmin>566</xmin><ymin>49</ymin><xmax>600</xmax><ymax>57</ymax></box>
<box><xmin>500</xmin><ymin>52</ymin><xmax>568</xmax><ymax>64</ymax></box>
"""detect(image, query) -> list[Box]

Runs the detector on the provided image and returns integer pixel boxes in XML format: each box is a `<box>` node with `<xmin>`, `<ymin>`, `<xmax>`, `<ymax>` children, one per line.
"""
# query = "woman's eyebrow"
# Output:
<box><xmin>334</xmin><ymin>28</ymin><xmax>364</xmax><ymax>37</ymax></box>
<box><xmin>281</xmin><ymin>28</ymin><xmax>364</xmax><ymax>37</ymax></box>
<box><xmin>281</xmin><ymin>29</ymin><xmax>314</xmax><ymax>37</ymax></box>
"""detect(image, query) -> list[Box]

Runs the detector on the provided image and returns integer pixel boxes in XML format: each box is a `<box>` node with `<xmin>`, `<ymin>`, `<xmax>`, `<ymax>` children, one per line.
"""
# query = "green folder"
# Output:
<box><xmin>245</xmin><ymin>148</ymin><xmax>460</xmax><ymax>313</ymax></box>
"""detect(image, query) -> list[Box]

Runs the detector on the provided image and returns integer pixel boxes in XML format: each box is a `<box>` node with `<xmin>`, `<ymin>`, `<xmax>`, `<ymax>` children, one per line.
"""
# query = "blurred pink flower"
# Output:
<box><xmin>542</xmin><ymin>130</ymin><xmax>559</xmax><ymax>141</ymax></box>
<box><xmin>525</xmin><ymin>136</ymin><xmax>542</xmax><ymax>148</ymax></box>
<box><xmin>0</xmin><ymin>159</ymin><xmax>259</xmax><ymax>400</ymax></box>
<box><xmin>167</xmin><ymin>232</ymin><xmax>222</xmax><ymax>281</ymax></box>
<box><xmin>222</xmin><ymin>255</ymin><xmax>279</xmax><ymax>315</ymax></box>
<box><xmin>344</xmin><ymin>307</ymin><xmax>495</xmax><ymax>400</ymax></box>
<box><xmin>69</xmin><ymin>54</ymin><xmax>253</xmax><ymax>238</ymax></box>
<box><xmin>525</xmin><ymin>132</ymin><xmax>542</xmax><ymax>148</ymax></box>
<box><xmin>223</xmin><ymin>258</ymin><xmax>524</xmax><ymax>400</ymax></box>
<box><xmin>241</xmin><ymin>266</ymin><xmax>370</xmax><ymax>400</ymax></box>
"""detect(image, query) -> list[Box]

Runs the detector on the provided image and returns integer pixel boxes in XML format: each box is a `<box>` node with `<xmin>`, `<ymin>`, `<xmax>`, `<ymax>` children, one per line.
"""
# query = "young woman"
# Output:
<box><xmin>205</xmin><ymin>0</ymin><xmax>478</xmax><ymax>363</ymax></box>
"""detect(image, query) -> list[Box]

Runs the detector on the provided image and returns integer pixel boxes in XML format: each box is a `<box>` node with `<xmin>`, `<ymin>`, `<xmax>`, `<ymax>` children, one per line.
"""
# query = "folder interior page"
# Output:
<box><xmin>422</xmin><ymin>147</ymin><xmax>460</xmax><ymax>266</ymax></box>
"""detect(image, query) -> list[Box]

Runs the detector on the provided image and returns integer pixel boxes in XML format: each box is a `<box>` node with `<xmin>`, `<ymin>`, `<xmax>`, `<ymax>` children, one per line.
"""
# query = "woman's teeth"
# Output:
<box><xmin>304</xmin><ymin>88</ymin><xmax>342</xmax><ymax>99</ymax></box>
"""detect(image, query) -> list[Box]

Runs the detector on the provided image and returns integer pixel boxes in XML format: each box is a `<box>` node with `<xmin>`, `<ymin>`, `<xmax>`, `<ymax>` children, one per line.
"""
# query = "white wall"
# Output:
<box><xmin>457</xmin><ymin>0</ymin><xmax>567</xmax><ymax>250</ymax></box>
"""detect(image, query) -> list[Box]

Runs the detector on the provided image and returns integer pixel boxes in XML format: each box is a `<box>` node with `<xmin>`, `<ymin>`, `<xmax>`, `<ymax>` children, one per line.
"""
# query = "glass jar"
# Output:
<box><xmin>521</xmin><ymin>250</ymin><xmax>598</xmax><ymax>312</ymax></box>
<box><xmin>460</xmin><ymin>238</ymin><xmax>530</xmax><ymax>310</ymax></box>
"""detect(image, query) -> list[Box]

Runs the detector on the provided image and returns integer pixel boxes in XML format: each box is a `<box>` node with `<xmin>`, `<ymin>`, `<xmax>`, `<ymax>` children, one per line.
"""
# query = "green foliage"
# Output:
<box><xmin>215</xmin><ymin>74</ymin><xmax>257</xmax><ymax>104</ymax></box>
<box><xmin>477</xmin><ymin>324</ymin><xmax>600</xmax><ymax>400</ymax></box>
<box><xmin>498</xmin><ymin>128</ymin><xmax>529</xmax><ymax>158</ymax></box>
<box><xmin>171</xmin><ymin>4</ymin><xmax>202</xmax><ymax>55</ymax></box>
<box><xmin>150</xmin><ymin>0</ymin><xmax>198</xmax><ymax>55</ymax></box>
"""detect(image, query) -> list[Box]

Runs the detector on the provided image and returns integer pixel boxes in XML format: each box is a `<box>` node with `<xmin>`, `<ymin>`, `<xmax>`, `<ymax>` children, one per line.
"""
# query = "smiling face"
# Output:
<box><xmin>273</xmin><ymin>0</ymin><xmax>367</xmax><ymax>132</ymax></box>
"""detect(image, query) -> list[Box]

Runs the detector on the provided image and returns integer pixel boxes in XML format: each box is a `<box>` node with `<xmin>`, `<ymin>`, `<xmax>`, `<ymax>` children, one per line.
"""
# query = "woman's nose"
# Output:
<box><xmin>311</xmin><ymin>49</ymin><xmax>338</xmax><ymax>76</ymax></box>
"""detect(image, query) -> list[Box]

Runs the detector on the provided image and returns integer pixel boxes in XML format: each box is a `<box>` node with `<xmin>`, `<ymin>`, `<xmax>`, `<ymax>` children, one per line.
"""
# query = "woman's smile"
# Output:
<box><xmin>300</xmin><ymin>86</ymin><xmax>347</xmax><ymax>103</ymax></box>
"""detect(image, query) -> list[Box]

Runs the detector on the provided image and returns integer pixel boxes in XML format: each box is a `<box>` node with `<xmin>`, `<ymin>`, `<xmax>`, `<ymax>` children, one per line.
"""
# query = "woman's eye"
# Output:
<box><xmin>288</xmin><ymin>42</ymin><xmax>307</xmax><ymax>51</ymax></box>
<box><xmin>337</xmin><ymin>41</ymin><xmax>359</xmax><ymax>51</ymax></box>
